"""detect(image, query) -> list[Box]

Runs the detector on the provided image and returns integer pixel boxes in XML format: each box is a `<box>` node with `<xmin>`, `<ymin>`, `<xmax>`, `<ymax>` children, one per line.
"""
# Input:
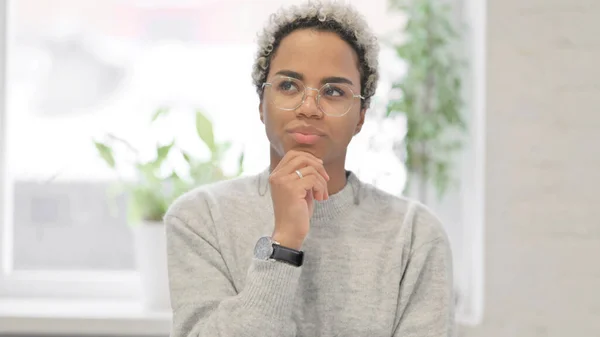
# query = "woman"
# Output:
<box><xmin>165</xmin><ymin>1</ymin><xmax>455</xmax><ymax>336</ymax></box>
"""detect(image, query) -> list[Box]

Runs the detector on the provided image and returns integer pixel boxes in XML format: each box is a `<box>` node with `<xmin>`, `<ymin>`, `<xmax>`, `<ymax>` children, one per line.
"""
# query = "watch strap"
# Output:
<box><xmin>270</xmin><ymin>244</ymin><xmax>304</xmax><ymax>267</ymax></box>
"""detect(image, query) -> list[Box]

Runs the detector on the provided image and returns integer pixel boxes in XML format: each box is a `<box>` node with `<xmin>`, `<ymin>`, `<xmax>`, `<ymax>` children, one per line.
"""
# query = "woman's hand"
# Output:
<box><xmin>269</xmin><ymin>150</ymin><xmax>329</xmax><ymax>250</ymax></box>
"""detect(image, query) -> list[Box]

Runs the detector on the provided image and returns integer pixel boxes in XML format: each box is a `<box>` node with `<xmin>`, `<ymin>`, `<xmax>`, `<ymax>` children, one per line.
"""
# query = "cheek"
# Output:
<box><xmin>341</xmin><ymin>109</ymin><xmax>362</xmax><ymax>137</ymax></box>
<box><xmin>262</xmin><ymin>102</ymin><xmax>287</xmax><ymax>134</ymax></box>
<box><xmin>329</xmin><ymin>118</ymin><xmax>359</xmax><ymax>146</ymax></box>
<box><xmin>262</xmin><ymin>102</ymin><xmax>274</xmax><ymax>121</ymax></box>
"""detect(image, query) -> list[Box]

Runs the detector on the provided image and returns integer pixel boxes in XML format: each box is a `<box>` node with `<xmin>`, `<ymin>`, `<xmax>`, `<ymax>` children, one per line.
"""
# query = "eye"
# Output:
<box><xmin>322</xmin><ymin>84</ymin><xmax>346</xmax><ymax>98</ymax></box>
<box><xmin>277</xmin><ymin>80</ymin><xmax>300</xmax><ymax>93</ymax></box>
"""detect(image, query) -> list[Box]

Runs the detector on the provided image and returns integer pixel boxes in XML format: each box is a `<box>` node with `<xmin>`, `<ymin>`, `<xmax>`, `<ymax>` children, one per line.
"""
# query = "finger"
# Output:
<box><xmin>295</xmin><ymin>175</ymin><xmax>328</xmax><ymax>201</ymax></box>
<box><xmin>294</xmin><ymin>170</ymin><xmax>326</xmax><ymax>201</ymax></box>
<box><xmin>281</xmin><ymin>150</ymin><xmax>322</xmax><ymax>167</ymax></box>
<box><xmin>294</xmin><ymin>166</ymin><xmax>328</xmax><ymax>200</ymax></box>
<box><xmin>281</xmin><ymin>155</ymin><xmax>329</xmax><ymax>181</ymax></box>
<box><xmin>273</xmin><ymin>150</ymin><xmax>325</xmax><ymax>176</ymax></box>
<box><xmin>305</xmin><ymin>189</ymin><xmax>314</xmax><ymax>204</ymax></box>
<box><xmin>268</xmin><ymin>155</ymin><xmax>325</xmax><ymax>187</ymax></box>
<box><xmin>278</xmin><ymin>168</ymin><xmax>326</xmax><ymax>200</ymax></box>
<box><xmin>308</xmin><ymin>175</ymin><xmax>328</xmax><ymax>201</ymax></box>
<box><xmin>275</xmin><ymin>150</ymin><xmax>321</xmax><ymax>172</ymax></box>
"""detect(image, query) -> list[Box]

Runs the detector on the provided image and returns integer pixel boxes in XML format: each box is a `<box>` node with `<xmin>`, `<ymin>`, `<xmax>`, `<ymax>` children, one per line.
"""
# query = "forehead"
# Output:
<box><xmin>269</xmin><ymin>29</ymin><xmax>360</xmax><ymax>85</ymax></box>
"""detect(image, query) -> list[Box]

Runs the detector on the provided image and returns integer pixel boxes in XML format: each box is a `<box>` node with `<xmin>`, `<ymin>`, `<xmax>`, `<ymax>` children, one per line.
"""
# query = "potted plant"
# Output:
<box><xmin>93</xmin><ymin>108</ymin><xmax>243</xmax><ymax>310</ymax></box>
<box><xmin>386</xmin><ymin>0</ymin><xmax>467</xmax><ymax>203</ymax></box>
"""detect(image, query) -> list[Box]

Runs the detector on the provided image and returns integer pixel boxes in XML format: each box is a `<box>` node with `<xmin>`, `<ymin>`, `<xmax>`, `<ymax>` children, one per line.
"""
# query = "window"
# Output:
<box><xmin>0</xmin><ymin>0</ymin><xmax>484</xmax><ymax>325</ymax></box>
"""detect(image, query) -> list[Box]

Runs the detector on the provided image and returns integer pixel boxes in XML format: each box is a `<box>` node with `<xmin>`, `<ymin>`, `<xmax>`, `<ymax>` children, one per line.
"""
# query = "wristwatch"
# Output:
<box><xmin>254</xmin><ymin>236</ymin><xmax>304</xmax><ymax>267</ymax></box>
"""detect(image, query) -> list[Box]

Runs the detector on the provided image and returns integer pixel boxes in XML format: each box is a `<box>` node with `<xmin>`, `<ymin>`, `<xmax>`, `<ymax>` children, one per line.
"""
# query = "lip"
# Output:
<box><xmin>286</xmin><ymin>125</ymin><xmax>326</xmax><ymax>145</ymax></box>
<box><xmin>286</xmin><ymin>125</ymin><xmax>326</xmax><ymax>136</ymax></box>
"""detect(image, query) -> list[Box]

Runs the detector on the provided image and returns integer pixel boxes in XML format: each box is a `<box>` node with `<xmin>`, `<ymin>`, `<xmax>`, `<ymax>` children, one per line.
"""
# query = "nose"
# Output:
<box><xmin>295</xmin><ymin>87</ymin><xmax>323</xmax><ymax>118</ymax></box>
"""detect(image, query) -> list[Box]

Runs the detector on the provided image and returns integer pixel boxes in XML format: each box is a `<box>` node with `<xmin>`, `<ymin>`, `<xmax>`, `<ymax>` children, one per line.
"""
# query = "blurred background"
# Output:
<box><xmin>0</xmin><ymin>0</ymin><xmax>598</xmax><ymax>336</ymax></box>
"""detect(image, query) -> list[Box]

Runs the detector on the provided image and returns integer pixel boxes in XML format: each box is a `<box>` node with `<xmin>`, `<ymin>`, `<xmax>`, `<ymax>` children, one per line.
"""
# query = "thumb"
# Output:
<box><xmin>305</xmin><ymin>189</ymin><xmax>314</xmax><ymax>203</ymax></box>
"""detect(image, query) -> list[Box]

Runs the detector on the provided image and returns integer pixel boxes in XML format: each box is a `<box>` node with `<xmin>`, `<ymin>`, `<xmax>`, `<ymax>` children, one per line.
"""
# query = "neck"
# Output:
<box><xmin>269</xmin><ymin>149</ymin><xmax>348</xmax><ymax>195</ymax></box>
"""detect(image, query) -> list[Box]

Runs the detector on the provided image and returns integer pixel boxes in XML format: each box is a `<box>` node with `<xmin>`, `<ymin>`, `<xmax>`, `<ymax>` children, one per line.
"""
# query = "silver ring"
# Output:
<box><xmin>295</xmin><ymin>169</ymin><xmax>303</xmax><ymax>179</ymax></box>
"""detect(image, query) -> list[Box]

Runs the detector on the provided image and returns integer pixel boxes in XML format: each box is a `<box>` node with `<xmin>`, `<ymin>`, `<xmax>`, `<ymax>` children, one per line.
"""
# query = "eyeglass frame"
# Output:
<box><xmin>261</xmin><ymin>75</ymin><xmax>365</xmax><ymax>117</ymax></box>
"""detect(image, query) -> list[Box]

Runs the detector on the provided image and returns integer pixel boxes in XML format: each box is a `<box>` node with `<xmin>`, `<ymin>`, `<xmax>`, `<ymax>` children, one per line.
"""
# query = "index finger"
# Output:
<box><xmin>275</xmin><ymin>150</ymin><xmax>323</xmax><ymax>170</ymax></box>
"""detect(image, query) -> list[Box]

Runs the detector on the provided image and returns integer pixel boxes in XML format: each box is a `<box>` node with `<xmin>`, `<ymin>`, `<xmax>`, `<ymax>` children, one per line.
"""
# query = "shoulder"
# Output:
<box><xmin>164</xmin><ymin>173</ymin><xmax>260</xmax><ymax>224</ymax></box>
<box><xmin>359</xmin><ymin>181</ymin><xmax>451</xmax><ymax>253</ymax></box>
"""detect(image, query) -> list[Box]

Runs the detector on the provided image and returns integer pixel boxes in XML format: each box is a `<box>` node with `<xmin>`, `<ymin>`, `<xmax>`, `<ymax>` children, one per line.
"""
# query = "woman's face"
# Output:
<box><xmin>259</xmin><ymin>28</ymin><xmax>366</xmax><ymax>163</ymax></box>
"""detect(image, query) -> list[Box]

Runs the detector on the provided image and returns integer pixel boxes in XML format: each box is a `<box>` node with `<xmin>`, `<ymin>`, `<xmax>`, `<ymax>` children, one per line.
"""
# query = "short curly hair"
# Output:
<box><xmin>252</xmin><ymin>0</ymin><xmax>380</xmax><ymax>109</ymax></box>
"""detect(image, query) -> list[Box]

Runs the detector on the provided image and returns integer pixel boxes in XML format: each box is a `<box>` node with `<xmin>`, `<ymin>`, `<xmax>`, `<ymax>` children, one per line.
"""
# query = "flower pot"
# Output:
<box><xmin>132</xmin><ymin>221</ymin><xmax>171</xmax><ymax>311</ymax></box>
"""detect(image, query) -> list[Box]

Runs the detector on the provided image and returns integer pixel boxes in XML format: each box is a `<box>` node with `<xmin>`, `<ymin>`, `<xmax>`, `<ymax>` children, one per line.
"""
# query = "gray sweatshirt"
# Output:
<box><xmin>165</xmin><ymin>168</ymin><xmax>455</xmax><ymax>337</ymax></box>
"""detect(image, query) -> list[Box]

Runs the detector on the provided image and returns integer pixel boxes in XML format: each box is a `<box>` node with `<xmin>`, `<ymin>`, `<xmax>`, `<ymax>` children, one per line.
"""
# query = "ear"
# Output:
<box><xmin>354</xmin><ymin>108</ymin><xmax>366</xmax><ymax>135</ymax></box>
<box><xmin>259</xmin><ymin>101</ymin><xmax>265</xmax><ymax>124</ymax></box>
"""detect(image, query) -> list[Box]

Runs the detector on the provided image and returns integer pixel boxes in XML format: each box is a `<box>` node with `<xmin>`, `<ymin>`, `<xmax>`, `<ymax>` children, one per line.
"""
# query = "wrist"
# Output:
<box><xmin>271</xmin><ymin>231</ymin><xmax>304</xmax><ymax>250</ymax></box>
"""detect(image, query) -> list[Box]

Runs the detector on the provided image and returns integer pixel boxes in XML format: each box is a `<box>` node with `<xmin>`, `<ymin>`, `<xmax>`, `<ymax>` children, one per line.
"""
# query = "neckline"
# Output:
<box><xmin>256</xmin><ymin>167</ymin><xmax>361</xmax><ymax>222</ymax></box>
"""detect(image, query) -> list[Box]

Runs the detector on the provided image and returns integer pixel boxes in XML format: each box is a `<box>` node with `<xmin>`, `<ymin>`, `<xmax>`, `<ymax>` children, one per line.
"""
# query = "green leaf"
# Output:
<box><xmin>127</xmin><ymin>195</ymin><xmax>142</xmax><ymax>225</ymax></box>
<box><xmin>181</xmin><ymin>151</ymin><xmax>192</xmax><ymax>164</ymax></box>
<box><xmin>151</xmin><ymin>107</ymin><xmax>170</xmax><ymax>123</ymax></box>
<box><xmin>136</xmin><ymin>162</ymin><xmax>160</xmax><ymax>185</ymax></box>
<box><xmin>170</xmin><ymin>172</ymin><xmax>191</xmax><ymax>197</ymax></box>
<box><xmin>195</xmin><ymin>110</ymin><xmax>215</xmax><ymax>151</ymax></box>
<box><xmin>105</xmin><ymin>133</ymin><xmax>139</xmax><ymax>156</ymax></box>
<box><xmin>127</xmin><ymin>184</ymin><xmax>170</xmax><ymax>223</ymax></box>
<box><xmin>385</xmin><ymin>0</ymin><xmax>468</xmax><ymax>201</ymax></box>
<box><xmin>94</xmin><ymin>141</ymin><xmax>116</xmax><ymax>168</ymax></box>
<box><xmin>211</xmin><ymin>141</ymin><xmax>232</xmax><ymax>162</ymax></box>
<box><xmin>154</xmin><ymin>141</ymin><xmax>174</xmax><ymax>167</ymax></box>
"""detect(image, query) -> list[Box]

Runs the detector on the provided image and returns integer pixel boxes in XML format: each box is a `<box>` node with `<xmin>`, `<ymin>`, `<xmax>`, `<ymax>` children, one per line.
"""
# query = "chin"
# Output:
<box><xmin>289</xmin><ymin>144</ymin><xmax>327</xmax><ymax>160</ymax></box>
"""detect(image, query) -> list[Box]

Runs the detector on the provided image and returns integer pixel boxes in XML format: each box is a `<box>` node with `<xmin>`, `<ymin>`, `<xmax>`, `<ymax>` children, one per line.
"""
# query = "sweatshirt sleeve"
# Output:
<box><xmin>392</xmin><ymin>209</ymin><xmax>456</xmax><ymax>336</ymax></box>
<box><xmin>165</xmin><ymin>210</ymin><xmax>301</xmax><ymax>337</ymax></box>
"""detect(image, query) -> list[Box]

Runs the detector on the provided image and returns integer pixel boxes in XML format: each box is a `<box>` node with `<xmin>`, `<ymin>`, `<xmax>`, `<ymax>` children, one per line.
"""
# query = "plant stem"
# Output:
<box><xmin>107</xmin><ymin>133</ymin><xmax>140</xmax><ymax>156</ymax></box>
<box><xmin>418</xmin><ymin>4</ymin><xmax>435</xmax><ymax>203</ymax></box>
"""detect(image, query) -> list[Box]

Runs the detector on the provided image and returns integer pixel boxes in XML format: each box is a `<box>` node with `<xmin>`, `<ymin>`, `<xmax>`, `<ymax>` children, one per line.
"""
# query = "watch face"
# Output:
<box><xmin>254</xmin><ymin>236</ymin><xmax>273</xmax><ymax>260</ymax></box>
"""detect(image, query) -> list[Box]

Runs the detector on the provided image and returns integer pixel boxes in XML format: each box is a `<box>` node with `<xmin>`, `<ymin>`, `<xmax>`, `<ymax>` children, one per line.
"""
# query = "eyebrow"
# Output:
<box><xmin>274</xmin><ymin>70</ymin><xmax>355</xmax><ymax>86</ymax></box>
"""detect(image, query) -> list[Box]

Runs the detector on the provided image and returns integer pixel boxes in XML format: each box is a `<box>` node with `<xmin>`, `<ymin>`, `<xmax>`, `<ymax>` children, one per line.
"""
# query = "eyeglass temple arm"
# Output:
<box><xmin>263</xmin><ymin>81</ymin><xmax>363</xmax><ymax>99</ymax></box>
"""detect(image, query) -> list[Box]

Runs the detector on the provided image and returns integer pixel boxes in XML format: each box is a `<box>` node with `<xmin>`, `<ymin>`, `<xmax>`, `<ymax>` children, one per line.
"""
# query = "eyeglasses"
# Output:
<box><xmin>262</xmin><ymin>75</ymin><xmax>364</xmax><ymax>117</ymax></box>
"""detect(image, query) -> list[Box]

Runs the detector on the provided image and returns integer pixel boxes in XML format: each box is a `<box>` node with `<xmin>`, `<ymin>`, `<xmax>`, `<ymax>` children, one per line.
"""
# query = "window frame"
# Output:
<box><xmin>0</xmin><ymin>0</ymin><xmax>140</xmax><ymax>301</ymax></box>
<box><xmin>454</xmin><ymin>0</ymin><xmax>486</xmax><ymax>326</ymax></box>
<box><xmin>0</xmin><ymin>0</ymin><xmax>486</xmax><ymax>325</ymax></box>
<box><xmin>0</xmin><ymin>0</ymin><xmax>8</xmax><ymax>294</ymax></box>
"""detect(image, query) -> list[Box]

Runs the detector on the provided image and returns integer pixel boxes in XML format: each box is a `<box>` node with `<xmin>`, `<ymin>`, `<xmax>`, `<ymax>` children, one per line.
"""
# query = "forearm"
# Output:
<box><xmin>171</xmin><ymin>258</ymin><xmax>301</xmax><ymax>337</ymax></box>
<box><xmin>393</xmin><ymin>236</ymin><xmax>455</xmax><ymax>337</ymax></box>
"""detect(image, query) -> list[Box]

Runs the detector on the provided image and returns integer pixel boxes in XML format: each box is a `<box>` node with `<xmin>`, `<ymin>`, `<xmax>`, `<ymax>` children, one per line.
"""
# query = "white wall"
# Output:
<box><xmin>460</xmin><ymin>0</ymin><xmax>600</xmax><ymax>335</ymax></box>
